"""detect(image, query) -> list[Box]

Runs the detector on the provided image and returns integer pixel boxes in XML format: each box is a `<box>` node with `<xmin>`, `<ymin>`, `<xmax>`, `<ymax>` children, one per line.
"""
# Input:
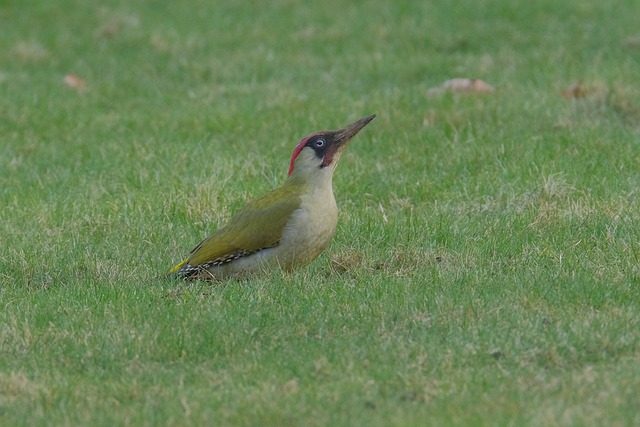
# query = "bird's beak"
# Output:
<box><xmin>335</xmin><ymin>114</ymin><xmax>376</xmax><ymax>146</ymax></box>
<box><xmin>319</xmin><ymin>114</ymin><xmax>376</xmax><ymax>170</ymax></box>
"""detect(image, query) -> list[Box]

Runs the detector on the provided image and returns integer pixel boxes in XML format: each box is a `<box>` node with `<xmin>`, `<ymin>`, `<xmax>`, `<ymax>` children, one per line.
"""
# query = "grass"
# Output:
<box><xmin>1</xmin><ymin>0</ymin><xmax>640</xmax><ymax>425</ymax></box>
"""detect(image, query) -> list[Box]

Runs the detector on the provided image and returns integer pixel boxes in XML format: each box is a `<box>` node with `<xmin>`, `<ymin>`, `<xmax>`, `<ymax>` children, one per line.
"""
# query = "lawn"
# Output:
<box><xmin>1</xmin><ymin>0</ymin><xmax>639</xmax><ymax>426</ymax></box>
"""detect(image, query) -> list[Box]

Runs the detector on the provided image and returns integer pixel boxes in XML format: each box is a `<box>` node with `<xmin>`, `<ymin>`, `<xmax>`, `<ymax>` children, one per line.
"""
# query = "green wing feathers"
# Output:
<box><xmin>176</xmin><ymin>184</ymin><xmax>303</xmax><ymax>268</ymax></box>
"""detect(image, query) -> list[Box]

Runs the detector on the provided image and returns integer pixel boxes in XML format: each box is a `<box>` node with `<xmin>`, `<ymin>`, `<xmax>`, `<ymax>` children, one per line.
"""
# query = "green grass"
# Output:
<box><xmin>1</xmin><ymin>0</ymin><xmax>640</xmax><ymax>425</ymax></box>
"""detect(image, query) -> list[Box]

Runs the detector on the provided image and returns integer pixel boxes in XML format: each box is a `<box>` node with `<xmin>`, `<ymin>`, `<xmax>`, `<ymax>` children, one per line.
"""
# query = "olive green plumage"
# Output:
<box><xmin>170</xmin><ymin>114</ymin><xmax>375</xmax><ymax>280</ymax></box>
<box><xmin>170</xmin><ymin>179</ymin><xmax>304</xmax><ymax>275</ymax></box>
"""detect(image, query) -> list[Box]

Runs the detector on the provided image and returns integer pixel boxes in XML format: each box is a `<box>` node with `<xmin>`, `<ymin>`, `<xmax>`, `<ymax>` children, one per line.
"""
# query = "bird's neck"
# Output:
<box><xmin>285</xmin><ymin>164</ymin><xmax>336</xmax><ymax>197</ymax></box>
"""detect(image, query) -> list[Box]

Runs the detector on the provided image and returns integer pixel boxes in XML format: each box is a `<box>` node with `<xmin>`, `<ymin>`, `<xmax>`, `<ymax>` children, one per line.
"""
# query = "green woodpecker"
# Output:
<box><xmin>170</xmin><ymin>114</ymin><xmax>375</xmax><ymax>280</ymax></box>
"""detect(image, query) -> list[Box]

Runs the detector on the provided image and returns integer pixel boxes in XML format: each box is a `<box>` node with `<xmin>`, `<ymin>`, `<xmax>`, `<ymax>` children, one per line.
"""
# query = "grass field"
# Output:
<box><xmin>1</xmin><ymin>0</ymin><xmax>639</xmax><ymax>425</ymax></box>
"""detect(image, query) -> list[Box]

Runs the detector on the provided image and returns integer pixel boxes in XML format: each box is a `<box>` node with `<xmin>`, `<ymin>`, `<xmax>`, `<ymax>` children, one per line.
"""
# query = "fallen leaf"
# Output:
<box><xmin>561</xmin><ymin>80</ymin><xmax>586</xmax><ymax>99</ymax></box>
<box><xmin>444</xmin><ymin>78</ymin><xmax>495</xmax><ymax>92</ymax></box>
<box><xmin>63</xmin><ymin>74</ymin><xmax>86</xmax><ymax>89</ymax></box>
<box><xmin>561</xmin><ymin>80</ymin><xmax>609</xmax><ymax>100</ymax></box>
<box><xmin>427</xmin><ymin>78</ymin><xmax>495</xmax><ymax>97</ymax></box>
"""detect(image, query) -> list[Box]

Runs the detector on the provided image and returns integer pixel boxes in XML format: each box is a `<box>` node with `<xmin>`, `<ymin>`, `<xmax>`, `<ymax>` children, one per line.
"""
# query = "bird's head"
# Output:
<box><xmin>288</xmin><ymin>114</ymin><xmax>376</xmax><ymax>178</ymax></box>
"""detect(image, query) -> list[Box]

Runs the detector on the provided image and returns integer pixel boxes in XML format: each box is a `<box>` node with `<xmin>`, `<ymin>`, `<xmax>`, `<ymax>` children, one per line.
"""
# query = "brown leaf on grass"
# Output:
<box><xmin>559</xmin><ymin>81</ymin><xmax>639</xmax><ymax>127</ymax></box>
<box><xmin>560</xmin><ymin>80</ymin><xmax>609</xmax><ymax>100</ymax></box>
<box><xmin>63</xmin><ymin>74</ymin><xmax>86</xmax><ymax>90</ymax></box>
<box><xmin>561</xmin><ymin>80</ymin><xmax>587</xmax><ymax>99</ymax></box>
<box><xmin>427</xmin><ymin>78</ymin><xmax>495</xmax><ymax>97</ymax></box>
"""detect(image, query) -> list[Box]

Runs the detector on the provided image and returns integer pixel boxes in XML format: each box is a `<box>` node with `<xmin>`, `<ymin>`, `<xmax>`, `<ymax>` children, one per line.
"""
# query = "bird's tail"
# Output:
<box><xmin>168</xmin><ymin>259</ymin><xmax>187</xmax><ymax>274</ymax></box>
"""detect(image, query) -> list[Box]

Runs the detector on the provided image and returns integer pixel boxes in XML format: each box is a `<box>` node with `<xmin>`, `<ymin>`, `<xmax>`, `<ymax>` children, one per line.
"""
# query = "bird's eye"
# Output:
<box><xmin>314</xmin><ymin>138</ymin><xmax>326</xmax><ymax>148</ymax></box>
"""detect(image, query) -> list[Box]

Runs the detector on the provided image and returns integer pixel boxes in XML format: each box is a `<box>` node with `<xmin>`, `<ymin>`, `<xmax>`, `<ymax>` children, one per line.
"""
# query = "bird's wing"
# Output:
<box><xmin>176</xmin><ymin>188</ymin><xmax>302</xmax><ymax>268</ymax></box>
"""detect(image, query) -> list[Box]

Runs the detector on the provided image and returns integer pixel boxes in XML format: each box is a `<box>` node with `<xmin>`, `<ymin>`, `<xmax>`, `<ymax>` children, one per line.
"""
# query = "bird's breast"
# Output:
<box><xmin>276</xmin><ymin>185</ymin><xmax>338</xmax><ymax>269</ymax></box>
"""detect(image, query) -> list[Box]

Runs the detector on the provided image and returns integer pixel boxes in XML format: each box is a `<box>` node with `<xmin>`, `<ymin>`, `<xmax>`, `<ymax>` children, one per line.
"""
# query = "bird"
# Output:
<box><xmin>170</xmin><ymin>114</ymin><xmax>376</xmax><ymax>280</ymax></box>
